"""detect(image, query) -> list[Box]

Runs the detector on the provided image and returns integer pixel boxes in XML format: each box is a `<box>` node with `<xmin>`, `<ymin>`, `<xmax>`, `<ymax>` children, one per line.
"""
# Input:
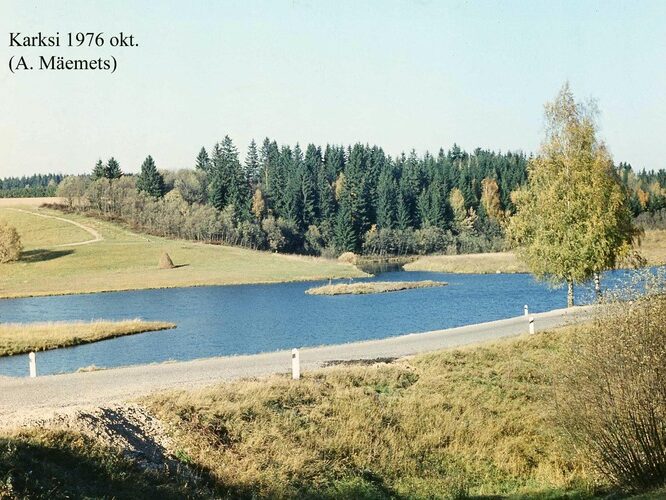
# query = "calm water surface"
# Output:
<box><xmin>0</xmin><ymin>270</ymin><xmax>634</xmax><ymax>376</ymax></box>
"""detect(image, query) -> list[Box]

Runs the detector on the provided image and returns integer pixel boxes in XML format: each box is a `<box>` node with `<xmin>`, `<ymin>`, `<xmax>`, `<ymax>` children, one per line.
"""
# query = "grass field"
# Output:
<box><xmin>0</xmin><ymin>197</ymin><xmax>63</xmax><ymax>208</ymax></box>
<box><xmin>406</xmin><ymin>230</ymin><xmax>666</xmax><ymax>274</ymax></box>
<box><xmin>0</xmin><ymin>206</ymin><xmax>364</xmax><ymax>299</ymax></box>
<box><xmin>145</xmin><ymin>327</ymin><xmax>594</xmax><ymax>498</ymax></box>
<box><xmin>306</xmin><ymin>280</ymin><xmax>446</xmax><ymax>295</ymax></box>
<box><xmin>0</xmin><ymin>320</ymin><xmax>176</xmax><ymax>356</ymax></box>
<box><xmin>1</xmin><ymin>323</ymin><xmax>664</xmax><ymax>498</ymax></box>
<box><xmin>639</xmin><ymin>229</ymin><xmax>666</xmax><ymax>266</ymax></box>
<box><xmin>405</xmin><ymin>251</ymin><xmax>528</xmax><ymax>274</ymax></box>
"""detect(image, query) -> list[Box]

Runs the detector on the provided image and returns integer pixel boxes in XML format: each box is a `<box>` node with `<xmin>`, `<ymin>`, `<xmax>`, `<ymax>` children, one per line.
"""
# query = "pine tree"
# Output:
<box><xmin>136</xmin><ymin>155</ymin><xmax>165</xmax><ymax>198</ymax></box>
<box><xmin>105</xmin><ymin>157</ymin><xmax>122</xmax><ymax>179</ymax></box>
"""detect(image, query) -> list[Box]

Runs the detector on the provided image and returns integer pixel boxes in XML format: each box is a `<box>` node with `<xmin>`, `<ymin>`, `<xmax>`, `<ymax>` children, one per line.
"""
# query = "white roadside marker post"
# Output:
<box><xmin>29</xmin><ymin>352</ymin><xmax>37</xmax><ymax>378</ymax></box>
<box><xmin>524</xmin><ymin>304</ymin><xmax>529</xmax><ymax>317</ymax></box>
<box><xmin>529</xmin><ymin>316</ymin><xmax>535</xmax><ymax>335</ymax></box>
<box><xmin>292</xmin><ymin>348</ymin><xmax>300</xmax><ymax>380</ymax></box>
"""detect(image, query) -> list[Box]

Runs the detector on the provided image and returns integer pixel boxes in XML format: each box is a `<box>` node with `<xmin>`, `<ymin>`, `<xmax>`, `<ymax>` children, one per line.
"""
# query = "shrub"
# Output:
<box><xmin>56</xmin><ymin>175</ymin><xmax>91</xmax><ymax>208</ymax></box>
<box><xmin>556</xmin><ymin>276</ymin><xmax>666</xmax><ymax>491</ymax></box>
<box><xmin>261</xmin><ymin>216</ymin><xmax>284</xmax><ymax>252</ymax></box>
<box><xmin>304</xmin><ymin>225</ymin><xmax>324</xmax><ymax>255</ymax></box>
<box><xmin>0</xmin><ymin>221</ymin><xmax>22</xmax><ymax>263</ymax></box>
<box><xmin>414</xmin><ymin>227</ymin><xmax>453</xmax><ymax>255</ymax></box>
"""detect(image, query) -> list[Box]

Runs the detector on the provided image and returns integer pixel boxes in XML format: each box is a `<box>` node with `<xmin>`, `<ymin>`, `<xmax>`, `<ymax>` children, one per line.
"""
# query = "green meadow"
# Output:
<box><xmin>0</xmin><ymin>206</ymin><xmax>364</xmax><ymax>299</ymax></box>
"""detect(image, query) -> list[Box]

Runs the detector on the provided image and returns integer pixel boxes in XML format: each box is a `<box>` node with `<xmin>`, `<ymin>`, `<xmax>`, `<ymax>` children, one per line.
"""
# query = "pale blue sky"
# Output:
<box><xmin>1</xmin><ymin>0</ymin><xmax>664</xmax><ymax>177</ymax></box>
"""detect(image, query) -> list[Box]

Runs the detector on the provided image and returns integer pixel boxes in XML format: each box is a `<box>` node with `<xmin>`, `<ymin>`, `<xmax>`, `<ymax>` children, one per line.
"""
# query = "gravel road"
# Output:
<box><xmin>0</xmin><ymin>306</ymin><xmax>594</xmax><ymax>428</ymax></box>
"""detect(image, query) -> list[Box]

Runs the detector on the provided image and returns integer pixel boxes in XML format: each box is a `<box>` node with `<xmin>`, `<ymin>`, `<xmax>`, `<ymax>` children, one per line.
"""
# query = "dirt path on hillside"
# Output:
<box><xmin>6</xmin><ymin>208</ymin><xmax>103</xmax><ymax>247</ymax></box>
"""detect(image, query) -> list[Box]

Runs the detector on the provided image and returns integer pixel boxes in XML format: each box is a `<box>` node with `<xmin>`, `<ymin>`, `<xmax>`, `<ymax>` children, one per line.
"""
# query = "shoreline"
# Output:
<box><xmin>0</xmin><ymin>305</ymin><xmax>595</xmax><ymax>427</ymax></box>
<box><xmin>0</xmin><ymin>273</ymin><xmax>371</xmax><ymax>301</ymax></box>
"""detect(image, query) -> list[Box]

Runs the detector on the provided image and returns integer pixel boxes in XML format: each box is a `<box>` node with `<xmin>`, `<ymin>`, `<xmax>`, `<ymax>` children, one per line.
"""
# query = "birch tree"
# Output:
<box><xmin>508</xmin><ymin>84</ymin><xmax>638</xmax><ymax>307</ymax></box>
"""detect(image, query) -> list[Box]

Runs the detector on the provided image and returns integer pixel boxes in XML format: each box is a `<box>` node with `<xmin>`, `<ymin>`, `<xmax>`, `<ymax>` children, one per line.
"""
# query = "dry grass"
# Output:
<box><xmin>638</xmin><ymin>230</ymin><xmax>666</xmax><ymax>266</ymax></box>
<box><xmin>405</xmin><ymin>251</ymin><xmax>528</xmax><ymax>274</ymax></box>
<box><xmin>305</xmin><ymin>280</ymin><xmax>446</xmax><ymax>295</ymax></box>
<box><xmin>0</xmin><ymin>207</ymin><xmax>364</xmax><ymax>299</ymax></box>
<box><xmin>405</xmin><ymin>230</ymin><xmax>666</xmax><ymax>274</ymax></box>
<box><xmin>2</xmin><ymin>323</ymin><xmax>663</xmax><ymax>498</ymax></box>
<box><xmin>0</xmin><ymin>319</ymin><xmax>175</xmax><ymax>356</ymax></box>
<box><xmin>147</xmin><ymin>327</ymin><xmax>601</xmax><ymax>498</ymax></box>
<box><xmin>0</xmin><ymin>197</ymin><xmax>64</xmax><ymax>208</ymax></box>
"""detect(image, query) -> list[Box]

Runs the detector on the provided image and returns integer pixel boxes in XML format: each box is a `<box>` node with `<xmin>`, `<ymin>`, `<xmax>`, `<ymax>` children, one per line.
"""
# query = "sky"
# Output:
<box><xmin>1</xmin><ymin>0</ymin><xmax>665</xmax><ymax>177</ymax></box>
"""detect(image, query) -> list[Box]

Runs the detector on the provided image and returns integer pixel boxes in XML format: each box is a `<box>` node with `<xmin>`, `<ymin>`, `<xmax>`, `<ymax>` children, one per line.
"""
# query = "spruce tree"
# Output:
<box><xmin>92</xmin><ymin>159</ymin><xmax>105</xmax><ymax>180</ymax></box>
<box><xmin>245</xmin><ymin>139</ymin><xmax>260</xmax><ymax>186</ymax></box>
<box><xmin>195</xmin><ymin>147</ymin><xmax>210</xmax><ymax>172</ymax></box>
<box><xmin>284</xmin><ymin>165</ymin><xmax>303</xmax><ymax>226</ymax></box>
<box><xmin>334</xmin><ymin>195</ymin><xmax>357</xmax><ymax>252</ymax></box>
<box><xmin>344</xmin><ymin>144</ymin><xmax>371</xmax><ymax>242</ymax></box>
<box><xmin>208</xmin><ymin>142</ymin><xmax>227</xmax><ymax>209</ymax></box>
<box><xmin>222</xmin><ymin>136</ymin><xmax>250</xmax><ymax>219</ymax></box>
<box><xmin>316</xmin><ymin>166</ymin><xmax>335</xmax><ymax>225</ymax></box>
<box><xmin>302</xmin><ymin>145</ymin><xmax>320</xmax><ymax>227</ymax></box>
<box><xmin>396</xmin><ymin>194</ymin><xmax>411</xmax><ymax>230</ymax></box>
<box><xmin>105</xmin><ymin>157</ymin><xmax>122</xmax><ymax>179</ymax></box>
<box><xmin>136</xmin><ymin>155</ymin><xmax>165</xmax><ymax>198</ymax></box>
<box><xmin>376</xmin><ymin>168</ymin><xmax>396</xmax><ymax>229</ymax></box>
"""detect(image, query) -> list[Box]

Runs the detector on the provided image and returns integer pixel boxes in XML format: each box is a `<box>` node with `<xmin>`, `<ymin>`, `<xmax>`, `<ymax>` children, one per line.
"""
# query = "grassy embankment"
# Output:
<box><xmin>306</xmin><ymin>280</ymin><xmax>446</xmax><ymax>295</ymax></box>
<box><xmin>406</xmin><ymin>230</ymin><xmax>666</xmax><ymax>274</ymax></box>
<box><xmin>406</xmin><ymin>251</ymin><xmax>528</xmax><ymax>274</ymax></box>
<box><xmin>2</xmin><ymin>322</ymin><xmax>665</xmax><ymax>498</ymax></box>
<box><xmin>0</xmin><ymin>204</ymin><xmax>364</xmax><ymax>299</ymax></box>
<box><xmin>0</xmin><ymin>320</ymin><xmax>175</xmax><ymax>357</ymax></box>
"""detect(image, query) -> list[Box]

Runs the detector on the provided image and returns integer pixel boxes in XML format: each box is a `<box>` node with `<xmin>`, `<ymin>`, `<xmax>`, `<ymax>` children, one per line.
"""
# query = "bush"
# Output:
<box><xmin>635</xmin><ymin>208</ymin><xmax>666</xmax><ymax>230</ymax></box>
<box><xmin>261</xmin><ymin>216</ymin><xmax>284</xmax><ymax>252</ymax></box>
<box><xmin>304</xmin><ymin>225</ymin><xmax>324</xmax><ymax>255</ymax></box>
<box><xmin>0</xmin><ymin>221</ymin><xmax>22</xmax><ymax>263</ymax></box>
<box><xmin>414</xmin><ymin>227</ymin><xmax>453</xmax><ymax>255</ymax></box>
<box><xmin>557</xmin><ymin>275</ymin><xmax>666</xmax><ymax>491</ymax></box>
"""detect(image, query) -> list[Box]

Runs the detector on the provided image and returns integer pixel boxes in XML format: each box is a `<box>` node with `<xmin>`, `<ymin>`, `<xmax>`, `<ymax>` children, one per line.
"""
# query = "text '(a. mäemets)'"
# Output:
<box><xmin>9</xmin><ymin>55</ymin><xmax>117</xmax><ymax>72</ymax></box>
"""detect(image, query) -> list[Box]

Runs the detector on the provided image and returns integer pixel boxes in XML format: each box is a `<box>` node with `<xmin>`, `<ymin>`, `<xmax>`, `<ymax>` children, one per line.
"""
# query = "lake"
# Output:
<box><xmin>0</xmin><ymin>269</ymin><xmax>634</xmax><ymax>377</ymax></box>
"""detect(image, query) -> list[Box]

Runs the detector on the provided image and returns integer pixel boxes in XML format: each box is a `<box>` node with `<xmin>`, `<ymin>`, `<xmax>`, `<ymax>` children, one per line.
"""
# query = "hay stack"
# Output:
<box><xmin>158</xmin><ymin>252</ymin><xmax>175</xmax><ymax>269</ymax></box>
<box><xmin>337</xmin><ymin>251</ymin><xmax>358</xmax><ymax>265</ymax></box>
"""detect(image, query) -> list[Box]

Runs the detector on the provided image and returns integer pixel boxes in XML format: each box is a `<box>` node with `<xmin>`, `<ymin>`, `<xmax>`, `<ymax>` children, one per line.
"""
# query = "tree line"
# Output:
<box><xmin>12</xmin><ymin>135</ymin><xmax>657</xmax><ymax>260</ymax></box>
<box><xmin>54</xmin><ymin>143</ymin><xmax>533</xmax><ymax>256</ymax></box>
<box><xmin>0</xmin><ymin>174</ymin><xmax>63</xmax><ymax>198</ymax></box>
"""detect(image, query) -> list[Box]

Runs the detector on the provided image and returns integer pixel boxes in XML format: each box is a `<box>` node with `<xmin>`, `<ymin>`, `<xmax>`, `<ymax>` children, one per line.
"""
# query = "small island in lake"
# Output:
<box><xmin>306</xmin><ymin>280</ymin><xmax>447</xmax><ymax>296</ymax></box>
